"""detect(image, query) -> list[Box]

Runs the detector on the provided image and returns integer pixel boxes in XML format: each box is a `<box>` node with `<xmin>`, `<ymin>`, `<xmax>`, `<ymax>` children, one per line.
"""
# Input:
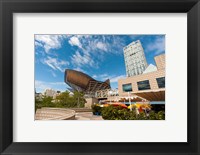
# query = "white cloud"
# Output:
<box><xmin>146</xmin><ymin>36</ymin><xmax>165</xmax><ymax>54</ymax></box>
<box><xmin>92</xmin><ymin>75</ymin><xmax>97</xmax><ymax>79</ymax></box>
<box><xmin>68</xmin><ymin>36</ymin><xmax>82</xmax><ymax>48</ymax></box>
<box><xmin>35</xmin><ymin>80</ymin><xmax>49</xmax><ymax>91</ymax></box>
<box><xmin>129</xmin><ymin>35</ymin><xmax>144</xmax><ymax>41</ymax></box>
<box><xmin>73</xmin><ymin>67</ymin><xmax>87</xmax><ymax>74</ymax></box>
<box><xmin>96</xmin><ymin>42</ymin><xmax>108</xmax><ymax>51</ymax></box>
<box><xmin>99</xmin><ymin>74</ymin><xmax>126</xmax><ymax>83</ymax></box>
<box><xmin>35</xmin><ymin>80</ymin><xmax>67</xmax><ymax>93</ymax></box>
<box><xmin>110</xmin><ymin>75</ymin><xmax>126</xmax><ymax>83</ymax></box>
<box><xmin>35</xmin><ymin>35</ymin><xmax>65</xmax><ymax>53</ymax></box>
<box><xmin>35</xmin><ymin>41</ymin><xmax>43</xmax><ymax>47</ymax></box>
<box><xmin>71</xmin><ymin>51</ymin><xmax>96</xmax><ymax>68</ymax></box>
<box><xmin>99</xmin><ymin>74</ymin><xmax>109</xmax><ymax>78</ymax></box>
<box><xmin>49</xmin><ymin>70</ymin><xmax>57</xmax><ymax>77</ymax></box>
<box><xmin>49</xmin><ymin>82</ymin><xmax>66</xmax><ymax>85</ymax></box>
<box><xmin>42</xmin><ymin>56</ymin><xmax>69</xmax><ymax>72</ymax></box>
<box><xmin>68</xmin><ymin>35</ymin><xmax>126</xmax><ymax>69</ymax></box>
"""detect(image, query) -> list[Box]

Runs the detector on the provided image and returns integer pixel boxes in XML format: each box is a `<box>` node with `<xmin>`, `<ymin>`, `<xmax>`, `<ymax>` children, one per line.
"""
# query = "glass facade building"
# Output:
<box><xmin>123</xmin><ymin>40</ymin><xmax>148</xmax><ymax>77</ymax></box>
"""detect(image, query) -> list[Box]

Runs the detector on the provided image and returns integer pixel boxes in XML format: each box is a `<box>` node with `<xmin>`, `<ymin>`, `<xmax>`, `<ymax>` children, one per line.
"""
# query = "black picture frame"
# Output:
<box><xmin>0</xmin><ymin>0</ymin><xmax>200</xmax><ymax>154</ymax></box>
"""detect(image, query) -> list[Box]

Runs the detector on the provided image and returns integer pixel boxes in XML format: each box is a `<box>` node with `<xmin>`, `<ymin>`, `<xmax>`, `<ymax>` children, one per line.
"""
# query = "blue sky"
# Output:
<box><xmin>35</xmin><ymin>34</ymin><xmax>165</xmax><ymax>93</ymax></box>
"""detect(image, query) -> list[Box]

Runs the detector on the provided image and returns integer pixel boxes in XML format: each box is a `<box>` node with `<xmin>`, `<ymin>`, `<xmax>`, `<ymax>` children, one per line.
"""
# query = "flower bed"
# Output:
<box><xmin>92</xmin><ymin>103</ymin><xmax>165</xmax><ymax>120</ymax></box>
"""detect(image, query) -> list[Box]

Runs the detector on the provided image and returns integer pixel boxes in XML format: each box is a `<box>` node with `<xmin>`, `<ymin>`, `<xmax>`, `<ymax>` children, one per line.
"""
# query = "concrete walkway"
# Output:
<box><xmin>75</xmin><ymin>112</ymin><xmax>103</xmax><ymax>120</ymax></box>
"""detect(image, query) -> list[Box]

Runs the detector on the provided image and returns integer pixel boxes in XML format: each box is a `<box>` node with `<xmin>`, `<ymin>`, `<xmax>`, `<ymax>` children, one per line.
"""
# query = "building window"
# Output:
<box><xmin>137</xmin><ymin>80</ymin><xmax>151</xmax><ymax>90</ymax></box>
<box><xmin>156</xmin><ymin>77</ymin><xmax>165</xmax><ymax>88</ymax></box>
<box><xmin>122</xmin><ymin>83</ymin><xmax>132</xmax><ymax>92</ymax></box>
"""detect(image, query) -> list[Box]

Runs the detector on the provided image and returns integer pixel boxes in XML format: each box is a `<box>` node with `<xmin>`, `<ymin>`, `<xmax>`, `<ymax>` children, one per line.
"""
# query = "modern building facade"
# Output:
<box><xmin>123</xmin><ymin>40</ymin><xmax>148</xmax><ymax>77</ymax></box>
<box><xmin>154</xmin><ymin>53</ymin><xmax>165</xmax><ymax>70</ymax></box>
<box><xmin>43</xmin><ymin>89</ymin><xmax>57</xmax><ymax>97</ymax></box>
<box><xmin>35</xmin><ymin>92</ymin><xmax>43</xmax><ymax>101</ymax></box>
<box><xmin>118</xmin><ymin>54</ymin><xmax>165</xmax><ymax>101</ymax></box>
<box><xmin>43</xmin><ymin>89</ymin><xmax>61</xmax><ymax>99</ymax></box>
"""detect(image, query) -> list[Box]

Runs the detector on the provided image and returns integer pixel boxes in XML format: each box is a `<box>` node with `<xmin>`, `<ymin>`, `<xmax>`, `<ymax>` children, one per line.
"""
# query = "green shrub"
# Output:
<box><xmin>136</xmin><ymin>111</ymin><xmax>148</xmax><ymax>120</ymax></box>
<box><xmin>101</xmin><ymin>105</ymin><xmax>165</xmax><ymax>120</ymax></box>
<box><xmin>148</xmin><ymin>110</ymin><xmax>165</xmax><ymax>120</ymax></box>
<box><xmin>156</xmin><ymin>111</ymin><xmax>165</xmax><ymax>120</ymax></box>
<box><xmin>149</xmin><ymin>111</ymin><xmax>157</xmax><ymax>120</ymax></box>
<box><xmin>101</xmin><ymin>105</ymin><xmax>137</xmax><ymax>120</ymax></box>
<box><xmin>92</xmin><ymin>104</ymin><xmax>102</xmax><ymax>115</ymax></box>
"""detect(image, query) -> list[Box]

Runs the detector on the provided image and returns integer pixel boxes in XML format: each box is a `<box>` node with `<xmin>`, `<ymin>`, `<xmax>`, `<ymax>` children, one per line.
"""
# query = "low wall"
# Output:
<box><xmin>69</xmin><ymin>108</ymin><xmax>93</xmax><ymax>112</ymax></box>
<box><xmin>35</xmin><ymin>108</ymin><xmax>76</xmax><ymax>120</ymax></box>
<box><xmin>85</xmin><ymin>97</ymin><xmax>98</xmax><ymax>108</ymax></box>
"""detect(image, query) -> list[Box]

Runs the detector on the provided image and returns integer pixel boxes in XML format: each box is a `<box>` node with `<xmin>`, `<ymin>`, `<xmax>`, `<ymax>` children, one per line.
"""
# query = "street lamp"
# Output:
<box><xmin>108</xmin><ymin>90</ymin><xmax>112</xmax><ymax>104</ymax></box>
<box><xmin>128</xmin><ymin>92</ymin><xmax>132</xmax><ymax>111</ymax></box>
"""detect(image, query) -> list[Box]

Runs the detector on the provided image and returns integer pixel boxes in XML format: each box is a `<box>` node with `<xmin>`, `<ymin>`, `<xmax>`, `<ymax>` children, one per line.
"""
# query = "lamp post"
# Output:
<box><xmin>108</xmin><ymin>90</ymin><xmax>112</xmax><ymax>104</ymax></box>
<box><xmin>77</xmin><ymin>91</ymin><xmax>80</xmax><ymax>108</ymax></box>
<box><xmin>128</xmin><ymin>92</ymin><xmax>132</xmax><ymax>111</ymax></box>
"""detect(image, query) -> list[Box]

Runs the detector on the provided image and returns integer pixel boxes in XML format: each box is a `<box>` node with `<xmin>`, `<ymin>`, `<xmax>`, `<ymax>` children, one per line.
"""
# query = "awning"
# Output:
<box><xmin>134</xmin><ymin>90</ymin><xmax>165</xmax><ymax>101</ymax></box>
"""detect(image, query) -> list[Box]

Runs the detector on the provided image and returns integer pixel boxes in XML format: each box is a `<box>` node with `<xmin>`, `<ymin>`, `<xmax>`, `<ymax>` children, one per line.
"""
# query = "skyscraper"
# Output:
<box><xmin>123</xmin><ymin>40</ymin><xmax>148</xmax><ymax>77</ymax></box>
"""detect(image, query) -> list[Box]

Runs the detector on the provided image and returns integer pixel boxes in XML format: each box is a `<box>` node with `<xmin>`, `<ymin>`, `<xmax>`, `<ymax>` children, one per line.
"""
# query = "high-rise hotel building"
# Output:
<box><xmin>123</xmin><ymin>40</ymin><xmax>148</xmax><ymax>77</ymax></box>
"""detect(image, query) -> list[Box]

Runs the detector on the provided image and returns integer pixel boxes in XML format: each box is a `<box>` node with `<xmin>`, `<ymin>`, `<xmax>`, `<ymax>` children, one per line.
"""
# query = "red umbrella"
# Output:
<box><xmin>112</xmin><ymin>102</ymin><xmax>128</xmax><ymax>108</ymax></box>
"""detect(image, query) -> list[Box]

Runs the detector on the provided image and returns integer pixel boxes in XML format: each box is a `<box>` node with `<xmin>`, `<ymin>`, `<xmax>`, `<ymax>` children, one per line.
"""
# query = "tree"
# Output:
<box><xmin>35</xmin><ymin>90</ymin><xmax>87</xmax><ymax>109</ymax></box>
<box><xmin>35</xmin><ymin>96</ymin><xmax>42</xmax><ymax>111</ymax></box>
<box><xmin>56</xmin><ymin>91</ymin><xmax>72</xmax><ymax>107</ymax></box>
<box><xmin>55</xmin><ymin>91</ymin><xmax>86</xmax><ymax>108</ymax></box>
<box><xmin>73</xmin><ymin>91</ymin><xmax>86</xmax><ymax>108</ymax></box>
<box><xmin>35</xmin><ymin>95</ymin><xmax>54</xmax><ymax>111</ymax></box>
<box><xmin>41</xmin><ymin>95</ymin><xmax>54</xmax><ymax>107</ymax></box>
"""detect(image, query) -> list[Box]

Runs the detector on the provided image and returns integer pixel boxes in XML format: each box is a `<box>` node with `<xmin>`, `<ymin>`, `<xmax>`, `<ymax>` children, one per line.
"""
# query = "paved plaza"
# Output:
<box><xmin>35</xmin><ymin>108</ymin><xmax>103</xmax><ymax>120</ymax></box>
<box><xmin>75</xmin><ymin>112</ymin><xmax>103</xmax><ymax>120</ymax></box>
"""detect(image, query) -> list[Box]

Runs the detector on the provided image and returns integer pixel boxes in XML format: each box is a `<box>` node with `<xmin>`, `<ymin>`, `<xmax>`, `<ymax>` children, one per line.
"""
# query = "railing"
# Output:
<box><xmin>95</xmin><ymin>89</ymin><xmax>119</xmax><ymax>98</ymax></box>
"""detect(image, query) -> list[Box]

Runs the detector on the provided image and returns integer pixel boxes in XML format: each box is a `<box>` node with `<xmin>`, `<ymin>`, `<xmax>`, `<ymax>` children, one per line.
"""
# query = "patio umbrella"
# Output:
<box><xmin>112</xmin><ymin>102</ymin><xmax>128</xmax><ymax>108</ymax></box>
<box><xmin>128</xmin><ymin>104</ymin><xmax>136</xmax><ymax>109</ymax></box>
<box><xmin>103</xmin><ymin>104</ymin><xmax>110</xmax><ymax>107</ymax></box>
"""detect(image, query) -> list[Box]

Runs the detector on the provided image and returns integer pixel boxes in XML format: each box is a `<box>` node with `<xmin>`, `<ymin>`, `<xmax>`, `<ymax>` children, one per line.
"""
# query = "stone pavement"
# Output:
<box><xmin>75</xmin><ymin>112</ymin><xmax>103</xmax><ymax>120</ymax></box>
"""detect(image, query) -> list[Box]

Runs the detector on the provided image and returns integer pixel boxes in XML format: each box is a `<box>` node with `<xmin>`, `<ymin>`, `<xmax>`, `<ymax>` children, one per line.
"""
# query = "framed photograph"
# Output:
<box><xmin>34</xmin><ymin>34</ymin><xmax>166</xmax><ymax>121</ymax></box>
<box><xmin>0</xmin><ymin>0</ymin><xmax>200</xmax><ymax>154</ymax></box>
